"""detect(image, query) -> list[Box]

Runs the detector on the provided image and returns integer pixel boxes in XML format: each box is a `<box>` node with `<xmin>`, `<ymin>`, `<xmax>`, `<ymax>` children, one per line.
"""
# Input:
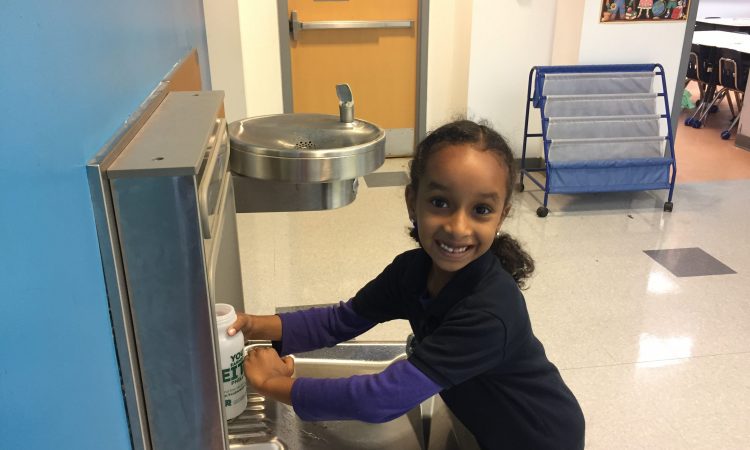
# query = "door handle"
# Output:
<box><xmin>289</xmin><ymin>10</ymin><xmax>413</xmax><ymax>41</ymax></box>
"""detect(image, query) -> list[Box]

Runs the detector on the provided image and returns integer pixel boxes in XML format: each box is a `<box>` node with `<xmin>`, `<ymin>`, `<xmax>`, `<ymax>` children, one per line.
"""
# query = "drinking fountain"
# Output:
<box><xmin>229</xmin><ymin>84</ymin><xmax>386</xmax><ymax>212</ymax></box>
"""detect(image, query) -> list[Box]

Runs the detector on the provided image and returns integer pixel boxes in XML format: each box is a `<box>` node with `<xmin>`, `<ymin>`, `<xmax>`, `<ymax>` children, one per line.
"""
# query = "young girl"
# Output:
<box><xmin>229</xmin><ymin>120</ymin><xmax>585</xmax><ymax>449</ymax></box>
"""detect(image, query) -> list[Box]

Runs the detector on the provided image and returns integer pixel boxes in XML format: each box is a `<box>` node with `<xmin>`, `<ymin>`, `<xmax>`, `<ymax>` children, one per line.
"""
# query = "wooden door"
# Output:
<box><xmin>287</xmin><ymin>0</ymin><xmax>419</xmax><ymax>156</ymax></box>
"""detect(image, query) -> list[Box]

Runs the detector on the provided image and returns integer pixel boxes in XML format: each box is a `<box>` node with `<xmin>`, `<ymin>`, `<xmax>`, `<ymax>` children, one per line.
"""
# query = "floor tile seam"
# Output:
<box><xmin>559</xmin><ymin>350</ymin><xmax>750</xmax><ymax>372</ymax></box>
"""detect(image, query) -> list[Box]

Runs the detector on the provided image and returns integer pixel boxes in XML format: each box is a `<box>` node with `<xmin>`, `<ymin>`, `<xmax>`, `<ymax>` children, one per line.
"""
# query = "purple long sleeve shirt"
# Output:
<box><xmin>273</xmin><ymin>300</ymin><xmax>442</xmax><ymax>423</ymax></box>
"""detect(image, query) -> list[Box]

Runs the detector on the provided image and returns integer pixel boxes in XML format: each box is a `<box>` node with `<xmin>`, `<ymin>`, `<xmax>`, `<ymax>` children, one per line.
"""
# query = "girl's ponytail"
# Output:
<box><xmin>491</xmin><ymin>233</ymin><xmax>535</xmax><ymax>289</ymax></box>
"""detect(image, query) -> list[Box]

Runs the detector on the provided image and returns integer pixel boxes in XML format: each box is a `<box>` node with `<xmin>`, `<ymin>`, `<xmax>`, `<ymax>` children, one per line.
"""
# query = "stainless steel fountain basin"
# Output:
<box><xmin>229</xmin><ymin>342</ymin><xmax>468</xmax><ymax>450</ymax></box>
<box><xmin>229</xmin><ymin>342</ymin><xmax>422</xmax><ymax>450</ymax></box>
<box><xmin>232</xmin><ymin>175</ymin><xmax>358</xmax><ymax>213</ymax></box>
<box><xmin>228</xmin><ymin>113</ymin><xmax>386</xmax><ymax>183</ymax></box>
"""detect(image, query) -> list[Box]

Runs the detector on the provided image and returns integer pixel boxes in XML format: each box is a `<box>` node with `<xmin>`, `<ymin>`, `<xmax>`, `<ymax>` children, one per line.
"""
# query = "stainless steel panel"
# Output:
<box><xmin>110</xmin><ymin>174</ymin><xmax>227</xmax><ymax>450</ymax></box>
<box><xmin>108</xmin><ymin>91</ymin><xmax>224</xmax><ymax>178</ymax></box>
<box><xmin>100</xmin><ymin>91</ymin><xmax>230</xmax><ymax>450</ymax></box>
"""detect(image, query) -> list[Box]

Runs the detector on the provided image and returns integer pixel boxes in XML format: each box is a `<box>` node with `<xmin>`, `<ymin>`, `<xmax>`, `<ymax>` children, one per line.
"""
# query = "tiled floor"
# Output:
<box><xmin>236</xmin><ymin>145</ymin><xmax>749</xmax><ymax>448</ymax></box>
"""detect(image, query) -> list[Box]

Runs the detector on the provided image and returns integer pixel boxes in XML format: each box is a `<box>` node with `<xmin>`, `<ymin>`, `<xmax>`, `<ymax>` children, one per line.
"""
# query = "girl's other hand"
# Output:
<box><xmin>227</xmin><ymin>312</ymin><xmax>252</xmax><ymax>337</ymax></box>
<box><xmin>244</xmin><ymin>347</ymin><xmax>295</xmax><ymax>392</ymax></box>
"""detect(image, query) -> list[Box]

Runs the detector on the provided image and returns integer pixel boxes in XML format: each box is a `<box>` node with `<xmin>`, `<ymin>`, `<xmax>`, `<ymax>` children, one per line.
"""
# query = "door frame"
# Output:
<box><xmin>672</xmin><ymin>0</ymin><xmax>700</xmax><ymax>141</ymax></box>
<box><xmin>275</xmin><ymin>0</ymin><xmax>429</xmax><ymax>146</ymax></box>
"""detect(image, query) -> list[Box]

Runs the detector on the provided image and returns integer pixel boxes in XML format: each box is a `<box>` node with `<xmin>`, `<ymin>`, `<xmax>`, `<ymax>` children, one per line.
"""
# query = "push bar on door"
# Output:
<box><xmin>290</xmin><ymin>10</ymin><xmax>413</xmax><ymax>41</ymax></box>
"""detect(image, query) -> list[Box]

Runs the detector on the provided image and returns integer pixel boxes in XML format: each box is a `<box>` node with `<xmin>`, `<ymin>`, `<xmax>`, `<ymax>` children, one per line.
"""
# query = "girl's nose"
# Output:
<box><xmin>445</xmin><ymin>211</ymin><xmax>470</xmax><ymax>237</ymax></box>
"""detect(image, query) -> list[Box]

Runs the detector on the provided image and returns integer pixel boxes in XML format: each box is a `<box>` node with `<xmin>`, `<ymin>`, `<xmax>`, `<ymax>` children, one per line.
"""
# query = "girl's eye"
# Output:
<box><xmin>475</xmin><ymin>205</ymin><xmax>492</xmax><ymax>215</ymax></box>
<box><xmin>430</xmin><ymin>198</ymin><xmax>448</xmax><ymax>208</ymax></box>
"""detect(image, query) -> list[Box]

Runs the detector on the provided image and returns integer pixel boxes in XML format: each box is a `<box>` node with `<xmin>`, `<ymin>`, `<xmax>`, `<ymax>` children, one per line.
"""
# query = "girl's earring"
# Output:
<box><xmin>495</xmin><ymin>230</ymin><xmax>501</xmax><ymax>239</ymax></box>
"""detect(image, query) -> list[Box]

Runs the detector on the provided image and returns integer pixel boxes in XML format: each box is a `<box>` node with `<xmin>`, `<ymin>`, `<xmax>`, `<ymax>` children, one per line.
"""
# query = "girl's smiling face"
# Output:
<box><xmin>406</xmin><ymin>144</ymin><xmax>510</xmax><ymax>293</ymax></box>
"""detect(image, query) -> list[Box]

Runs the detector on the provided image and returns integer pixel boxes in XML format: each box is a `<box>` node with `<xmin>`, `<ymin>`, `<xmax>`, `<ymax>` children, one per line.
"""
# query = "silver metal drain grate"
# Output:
<box><xmin>295</xmin><ymin>140</ymin><xmax>316</xmax><ymax>149</ymax></box>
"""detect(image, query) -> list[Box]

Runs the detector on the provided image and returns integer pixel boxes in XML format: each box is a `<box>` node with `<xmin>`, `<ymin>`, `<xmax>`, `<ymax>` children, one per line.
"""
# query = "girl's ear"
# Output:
<box><xmin>405</xmin><ymin>186</ymin><xmax>416</xmax><ymax>220</ymax></box>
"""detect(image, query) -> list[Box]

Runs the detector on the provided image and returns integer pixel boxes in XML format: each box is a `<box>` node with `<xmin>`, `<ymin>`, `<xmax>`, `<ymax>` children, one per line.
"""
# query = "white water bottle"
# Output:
<box><xmin>215</xmin><ymin>303</ymin><xmax>248</xmax><ymax>420</ymax></box>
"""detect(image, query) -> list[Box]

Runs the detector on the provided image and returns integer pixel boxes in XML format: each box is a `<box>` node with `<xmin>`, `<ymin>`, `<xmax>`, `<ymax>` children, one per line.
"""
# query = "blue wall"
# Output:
<box><xmin>0</xmin><ymin>1</ymin><xmax>209</xmax><ymax>448</ymax></box>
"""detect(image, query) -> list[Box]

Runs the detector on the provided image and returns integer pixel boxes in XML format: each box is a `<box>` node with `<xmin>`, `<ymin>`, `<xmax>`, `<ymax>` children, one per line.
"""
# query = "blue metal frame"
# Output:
<box><xmin>520</xmin><ymin>63</ymin><xmax>677</xmax><ymax>214</ymax></box>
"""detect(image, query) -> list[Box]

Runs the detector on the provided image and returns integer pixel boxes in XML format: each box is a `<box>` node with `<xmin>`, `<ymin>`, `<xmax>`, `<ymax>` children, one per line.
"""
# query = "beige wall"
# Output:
<box><xmin>203</xmin><ymin>1</ymin><xmax>284</xmax><ymax>122</ymax></box>
<box><xmin>202</xmin><ymin>0</ymin><xmax>247</xmax><ymax>121</ymax></box>
<box><xmin>465</xmin><ymin>0</ymin><xmax>558</xmax><ymax>158</ymax></box>
<box><xmin>425</xmin><ymin>0</ymin><xmax>473</xmax><ymax>131</ymax></box>
<box><xmin>238</xmin><ymin>1</ymin><xmax>284</xmax><ymax>118</ymax></box>
<box><xmin>551</xmin><ymin>0</ymin><xmax>585</xmax><ymax>65</ymax></box>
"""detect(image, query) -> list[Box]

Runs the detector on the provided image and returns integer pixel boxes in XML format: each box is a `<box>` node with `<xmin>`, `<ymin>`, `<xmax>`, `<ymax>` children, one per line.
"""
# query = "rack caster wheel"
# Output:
<box><xmin>691</xmin><ymin>120</ymin><xmax>702</xmax><ymax>128</ymax></box>
<box><xmin>663</xmin><ymin>202</ymin><xmax>673</xmax><ymax>212</ymax></box>
<box><xmin>721</xmin><ymin>130</ymin><xmax>731</xmax><ymax>140</ymax></box>
<box><xmin>536</xmin><ymin>206</ymin><xmax>549</xmax><ymax>217</ymax></box>
<box><xmin>684</xmin><ymin>118</ymin><xmax>693</xmax><ymax>126</ymax></box>
<box><xmin>709</xmin><ymin>105</ymin><xmax>719</xmax><ymax>113</ymax></box>
<box><xmin>518</xmin><ymin>183</ymin><xmax>525</xmax><ymax>192</ymax></box>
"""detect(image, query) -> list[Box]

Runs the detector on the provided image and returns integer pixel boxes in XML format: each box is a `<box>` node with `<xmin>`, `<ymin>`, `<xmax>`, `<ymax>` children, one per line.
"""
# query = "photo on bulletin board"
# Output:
<box><xmin>601</xmin><ymin>0</ymin><xmax>691</xmax><ymax>23</ymax></box>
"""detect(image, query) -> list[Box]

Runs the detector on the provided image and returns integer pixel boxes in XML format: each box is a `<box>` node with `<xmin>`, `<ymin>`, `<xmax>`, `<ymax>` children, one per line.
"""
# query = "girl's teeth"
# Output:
<box><xmin>439</xmin><ymin>242</ymin><xmax>468</xmax><ymax>253</ymax></box>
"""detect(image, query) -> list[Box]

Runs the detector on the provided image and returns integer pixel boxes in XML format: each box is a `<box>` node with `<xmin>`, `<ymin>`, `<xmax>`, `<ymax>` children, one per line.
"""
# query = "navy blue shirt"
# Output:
<box><xmin>351</xmin><ymin>248</ymin><xmax>585</xmax><ymax>449</ymax></box>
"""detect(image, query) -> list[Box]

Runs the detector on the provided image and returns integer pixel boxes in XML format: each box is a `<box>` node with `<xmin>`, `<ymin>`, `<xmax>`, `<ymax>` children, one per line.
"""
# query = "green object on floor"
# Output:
<box><xmin>682</xmin><ymin>89</ymin><xmax>695</xmax><ymax>109</ymax></box>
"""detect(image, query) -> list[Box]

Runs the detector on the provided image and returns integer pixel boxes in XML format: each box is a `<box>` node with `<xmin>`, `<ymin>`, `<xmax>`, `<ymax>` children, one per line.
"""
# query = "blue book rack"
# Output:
<box><xmin>520</xmin><ymin>64</ymin><xmax>677</xmax><ymax>217</ymax></box>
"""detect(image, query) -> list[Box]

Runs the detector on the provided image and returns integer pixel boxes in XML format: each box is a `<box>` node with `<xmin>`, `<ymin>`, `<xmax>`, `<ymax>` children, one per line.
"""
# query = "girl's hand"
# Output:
<box><xmin>227</xmin><ymin>312</ymin><xmax>252</xmax><ymax>338</ymax></box>
<box><xmin>244</xmin><ymin>348</ymin><xmax>295</xmax><ymax>396</ymax></box>
<box><xmin>227</xmin><ymin>314</ymin><xmax>282</xmax><ymax>341</ymax></box>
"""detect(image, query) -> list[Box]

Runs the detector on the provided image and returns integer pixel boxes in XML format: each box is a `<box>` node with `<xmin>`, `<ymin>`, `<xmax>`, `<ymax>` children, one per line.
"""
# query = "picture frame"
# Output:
<box><xmin>600</xmin><ymin>0</ymin><xmax>691</xmax><ymax>23</ymax></box>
